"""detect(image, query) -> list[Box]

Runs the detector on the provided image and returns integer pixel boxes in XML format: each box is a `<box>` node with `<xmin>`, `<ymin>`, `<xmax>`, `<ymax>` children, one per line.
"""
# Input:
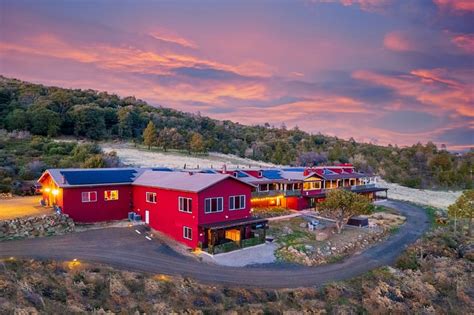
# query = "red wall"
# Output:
<box><xmin>133</xmin><ymin>185</ymin><xmax>199</xmax><ymax>248</ymax></box>
<box><xmin>133</xmin><ymin>177</ymin><xmax>252</xmax><ymax>248</ymax></box>
<box><xmin>62</xmin><ymin>185</ymin><xmax>133</xmax><ymax>222</ymax></box>
<box><xmin>281</xmin><ymin>196</ymin><xmax>308</xmax><ymax>210</ymax></box>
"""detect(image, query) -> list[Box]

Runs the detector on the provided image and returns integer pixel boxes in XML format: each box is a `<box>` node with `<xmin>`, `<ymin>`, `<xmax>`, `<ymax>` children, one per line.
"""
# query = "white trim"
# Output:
<box><xmin>146</xmin><ymin>192</ymin><xmax>157</xmax><ymax>203</ymax></box>
<box><xmin>178</xmin><ymin>196</ymin><xmax>192</xmax><ymax>213</ymax></box>
<box><xmin>204</xmin><ymin>197</ymin><xmax>223</xmax><ymax>214</ymax></box>
<box><xmin>183</xmin><ymin>226</ymin><xmax>192</xmax><ymax>240</ymax></box>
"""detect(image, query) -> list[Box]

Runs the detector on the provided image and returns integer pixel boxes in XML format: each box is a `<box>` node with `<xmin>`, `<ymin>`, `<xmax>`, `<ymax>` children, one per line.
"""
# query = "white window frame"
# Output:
<box><xmin>204</xmin><ymin>197</ymin><xmax>223</xmax><ymax>214</ymax></box>
<box><xmin>146</xmin><ymin>192</ymin><xmax>157</xmax><ymax>203</ymax></box>
<box><xmin>229</xmin><ymin>195</ymin><xmax>246</xmax><ymax>210</ymax></box>
<box><xmin>178</xmin><ymin>197</ymin><xmax>192</xmax><ymax>213</ymax></box>
<box><xmin>81</xmin><ymin>191</ymin><xmax>97</xmax><ymax>203</ymax></box>
<box><xmin>183</xmin><ymin>226</ymin><xmax>192</xmax><ymax>240</ymax></box>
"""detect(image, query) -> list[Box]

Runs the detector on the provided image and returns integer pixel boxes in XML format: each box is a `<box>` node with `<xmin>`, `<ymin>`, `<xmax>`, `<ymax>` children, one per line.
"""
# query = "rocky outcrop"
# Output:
<box><xmin>0</xmin><ymin>213</ymin><xmax>74</xmax><ymax>240</ymax></box>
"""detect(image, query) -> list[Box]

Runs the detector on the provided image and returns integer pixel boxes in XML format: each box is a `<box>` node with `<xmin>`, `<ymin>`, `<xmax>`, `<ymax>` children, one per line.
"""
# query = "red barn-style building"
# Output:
<box><xmin>37</xmin><ymin>168</ymin><xmax>141</xmax><ymax>222</ymax></box>
<box><xmin>38</xmin><ymin>168</ymin><xmax>268</xmax><ymax>250</ymax></box>
<box><xmin>132</xmin><ymin>170</ymin><xmax>266</xmax><ymax>249</ymax></box>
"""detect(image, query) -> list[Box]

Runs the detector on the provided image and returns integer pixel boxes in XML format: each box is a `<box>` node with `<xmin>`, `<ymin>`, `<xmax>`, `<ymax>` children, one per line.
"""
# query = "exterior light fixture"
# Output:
<box><xmin>44</xmin><ymin>188</ymin><xmax>51</xmax><ymax>193</ymax></box>
<box><xmin>52</xmin><ymin>189</ymin><xmax>59</xmax><ymax>196</ymax></box>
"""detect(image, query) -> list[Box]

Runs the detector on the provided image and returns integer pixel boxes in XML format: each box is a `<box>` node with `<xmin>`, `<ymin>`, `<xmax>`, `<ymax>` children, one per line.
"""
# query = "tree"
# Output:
<box><xmin>448</xmin><ymin>190</ymin><xmax>474</xmax><ymax>236</ymax></box>
<box><xmin>28</xmin><ymin>108</ymin><xmax>61</xmax><ymax>136</ymax></box>
<box><xmin>318</xmin><ymin>189</ymin><xmax>373</xmax><ymax>233</ymax></box>
<box><xmin>189</xmin><ymin>132</ymin><xmax>205</xmax><ymax>154</ymax></box>
<box><xmin>143</xmin><ymin>121</ymin><xmax>157</xmax><ymax>150</ymax></box>
<box><xmin>71</xmin><ymin>105</ymin><xmax>106</xmax><ymax>140</ymax></box>
<box><xmin>5</xmin><ymin>108</ymin><xmax>28</xmax><ymax>131</ymax></box>
<box><xmin>157</xmin><ymin>127</ymin><xmax>172</xmax><ymax>152</ymax></box>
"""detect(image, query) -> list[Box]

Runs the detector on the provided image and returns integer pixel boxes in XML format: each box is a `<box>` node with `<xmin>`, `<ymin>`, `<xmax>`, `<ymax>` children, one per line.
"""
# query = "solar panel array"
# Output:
<box><xmin>60</xmin><ymin>169</ymin><xmax>137</xmax><ymax>185</ymax></box>
<box><xmin>261</xmin><ymin>169</ymin><xmax>283</xmax><ymax>180</ymax></box>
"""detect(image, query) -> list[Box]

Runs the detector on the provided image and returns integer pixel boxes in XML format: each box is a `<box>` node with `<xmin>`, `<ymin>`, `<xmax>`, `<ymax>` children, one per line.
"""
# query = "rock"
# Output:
<box><xmin>0</xmin><ymin>213</ymin><xmax>74</xmax><ymax>240</ymax></box>
<box><xmin>299</xmin><ymin>223</ymin><xmax>307</xmax><ymax>228</ymax></box>
<box><xmin>316</xmin><ymin>232</ymin><xmax>328</xmax><ymax>241</ymax></box>
<box><xmin>331</xmin><ymin>247</ymin><xmax>336</xmax><ymax>251</ymax></box>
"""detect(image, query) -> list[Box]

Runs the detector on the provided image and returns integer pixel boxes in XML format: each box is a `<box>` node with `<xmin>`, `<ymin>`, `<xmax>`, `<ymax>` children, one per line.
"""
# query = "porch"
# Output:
<box><xmin>199</xmin><ymin>217</ymin><xmax>269</xmax><ymax>254</ymax></box>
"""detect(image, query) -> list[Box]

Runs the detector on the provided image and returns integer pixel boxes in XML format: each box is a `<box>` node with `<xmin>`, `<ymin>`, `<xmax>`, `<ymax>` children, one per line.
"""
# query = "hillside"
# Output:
<box><xmin>0</xmin><ymin>76</ymin><xmax>472</xmax><ymax>189</ymax></box>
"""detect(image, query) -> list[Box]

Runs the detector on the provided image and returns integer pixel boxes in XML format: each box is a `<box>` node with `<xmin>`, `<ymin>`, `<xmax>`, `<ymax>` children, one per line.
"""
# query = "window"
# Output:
<box><xmin>81</xmin><ymin>191</ymin><xmax>97</xmax><ymax>203</ymax></box>
<box><xmin>183</xmin><ymin>226</ymin><xmax>192</xmax><ymax>240</ymax></box>
<box><xmin>179</xmin><ymin>197</ymin><xmax>192</xmax><ymax>213</ymax></box>
<box><xmin>205</xmin><ymin>197</ymin><xmax>223</xmax><ymax>213</ymax></box>
<box><xmin>229</xmin><ymin>195</ymin><xmax>245</xmax><ymax>210</ymax></box>
<box><xmin>259</xmin><ymin>184</ymin><xmax>269</xmax><ymax>192</ymax></box>
<box><xmin>146</xmin><ymin>192</ymin><xmax>157</xmax><ymax>203</ymax></box>
<box><xmin>104</xmin><ymin>190</ymin><xmax>119</xmax><ymax>201</ymax></box>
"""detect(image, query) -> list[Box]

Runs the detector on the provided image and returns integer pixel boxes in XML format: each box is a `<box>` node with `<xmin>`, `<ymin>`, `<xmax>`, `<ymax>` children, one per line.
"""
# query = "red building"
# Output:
<box><xmin>38</xmin><ymin>168</ymin><xmax>268</xmax><ymax>250</ymax></box>
<box><xmin>132</xmin><ymin>170</ymin><xmax>266</xmax><ymax>249</ymax></box>
<box><xmin>37</xmin><ymin>168</ymin><xmax>140</xmax><ymax>222</ymax></box>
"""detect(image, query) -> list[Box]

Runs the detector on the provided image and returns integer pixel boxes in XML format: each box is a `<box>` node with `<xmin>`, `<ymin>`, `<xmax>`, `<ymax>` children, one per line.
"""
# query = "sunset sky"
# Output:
<box><xmin>1</xmin><ymin>0</ymin><xmax>473</xmax><ymax>150</ymax></box>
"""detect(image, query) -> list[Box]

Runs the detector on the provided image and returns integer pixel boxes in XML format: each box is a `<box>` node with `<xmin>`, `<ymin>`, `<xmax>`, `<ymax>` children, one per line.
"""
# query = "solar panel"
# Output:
<box><xmin>152</xmin><ymin>167</ymin><xmax>173</xmax><ymax>172</ymax></box>
<box><xmin>262</xmin><ymin>170</ymin><xmax>283</xmax><ymax>179</ymax></box>
<box><xmin>282</xmin><ymin>168</ymin><xmax>306</xmax><ymax>172</ymax></box>
<box><xmin>61</xmin><ymin>169</ymin><xmax>137</xmax><ymax>185</ymax></box>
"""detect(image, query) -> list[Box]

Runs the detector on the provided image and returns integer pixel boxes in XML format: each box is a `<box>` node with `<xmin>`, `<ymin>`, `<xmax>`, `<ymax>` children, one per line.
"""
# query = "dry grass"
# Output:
<box><xmin>1</xmin><ymin>225</ymin><xmax>472</xmax><ymax>314</ymax></box>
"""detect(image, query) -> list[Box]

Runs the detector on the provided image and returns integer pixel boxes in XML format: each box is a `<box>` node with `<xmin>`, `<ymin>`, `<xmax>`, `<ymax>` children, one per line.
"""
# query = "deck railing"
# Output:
<box><xmin>251</xmin><ymin>189</ymin><xmax>302</xmax><ymax>198</ymax></box>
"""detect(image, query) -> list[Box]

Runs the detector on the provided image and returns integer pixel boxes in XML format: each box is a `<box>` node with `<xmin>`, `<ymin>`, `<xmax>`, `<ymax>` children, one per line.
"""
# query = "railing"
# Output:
<box><xmin>251</xmin><ymin>190</ymin><xmax>302</xmax><ymax>198</ymax></box>
<box><xmin>350</xmin><ymin>184</ymin><xmax>376</xmax><ymax>190</ymax></box>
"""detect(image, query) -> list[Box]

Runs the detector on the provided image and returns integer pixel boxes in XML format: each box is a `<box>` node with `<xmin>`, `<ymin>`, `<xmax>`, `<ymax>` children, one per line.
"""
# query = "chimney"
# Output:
<box><xmin>222</xmin><ymin>164</ymin><xmax>227</xmax><ymax>174</ymax></box>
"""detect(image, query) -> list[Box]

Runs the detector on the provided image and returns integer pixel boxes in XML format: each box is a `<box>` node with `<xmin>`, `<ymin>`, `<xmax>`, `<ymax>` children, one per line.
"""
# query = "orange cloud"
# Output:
<box><xmin>451</xmin><ymin>33</ymin><xmax>474</xmax><ymax>54</ymax></box>
<box><xmin>433</xmin><ymin>0</ymin><xmax>474</xmax><ymax>13</ymax></box>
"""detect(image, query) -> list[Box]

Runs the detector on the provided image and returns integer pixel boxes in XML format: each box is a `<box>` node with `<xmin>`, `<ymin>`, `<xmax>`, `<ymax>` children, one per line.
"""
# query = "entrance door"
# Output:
<box><xmin>145</xmin><ymin>210</ymin><xmax>150</xmax><ymax>224</ymax></box>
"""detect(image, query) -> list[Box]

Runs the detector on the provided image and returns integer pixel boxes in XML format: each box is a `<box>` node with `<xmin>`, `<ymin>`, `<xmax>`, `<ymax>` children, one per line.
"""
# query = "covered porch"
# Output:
<box><xmin>199</xmin><ymin>217</ymin><xmax>268</xmax><ymax>254</ymax></box>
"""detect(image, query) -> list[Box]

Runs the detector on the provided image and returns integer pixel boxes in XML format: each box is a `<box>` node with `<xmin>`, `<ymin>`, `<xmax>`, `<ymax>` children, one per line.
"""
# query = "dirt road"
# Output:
<box><xmin>0</xmin><ymin>196</ymin><xmax>52</xmax><ymax>220</ymax></box>
<box><xmin>0</xmin><ymin>200</ymin><xmax>429</xmax><ymax>288</ymax></box>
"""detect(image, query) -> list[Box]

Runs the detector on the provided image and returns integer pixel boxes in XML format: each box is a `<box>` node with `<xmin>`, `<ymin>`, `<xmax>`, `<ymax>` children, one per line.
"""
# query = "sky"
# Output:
<box><xmin>0</xmin><ymin>0</ymin><xmax>473</xmax><ymax>151</ymax></box>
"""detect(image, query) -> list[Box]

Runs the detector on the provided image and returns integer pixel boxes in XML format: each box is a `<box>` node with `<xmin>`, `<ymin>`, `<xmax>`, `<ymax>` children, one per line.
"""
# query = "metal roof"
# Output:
<box><xmin>133</xmin><ymin>170</ymin><xmax>254</xmax><ymax>192</ymax></box>
<box><xmin>39</xmin><ymin>168</ymin><xmax>144</xmax><ymax>188</ymax></box>
<box><xmin>199</xmin><ymin>217</ymin><xmax>268</xmax><ymax>230</ymax></box>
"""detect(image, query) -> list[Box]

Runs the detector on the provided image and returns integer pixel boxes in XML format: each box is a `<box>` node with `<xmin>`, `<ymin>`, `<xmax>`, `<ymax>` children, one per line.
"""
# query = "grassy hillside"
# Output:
<box><xmin>0</xmin><ymin>225</ymin><xmax>472</xmax><ymax>314</ymax></box>
<box><xmin>0</xmin><ymin>76</ymin><xmax>472</xmax><ymax>189</ymax></box>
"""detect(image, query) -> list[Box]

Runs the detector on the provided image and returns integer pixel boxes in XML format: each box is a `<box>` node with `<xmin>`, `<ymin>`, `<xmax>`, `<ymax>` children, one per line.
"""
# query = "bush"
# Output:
<box><xmin>212</xmin><ymin>241</ymin><xmax>240</xmax><ymax>254</ymax></box>
<box><xmin>242</xmin><ymin>237</ymin><xmax>264</xmax><ymax>248</ymax></box>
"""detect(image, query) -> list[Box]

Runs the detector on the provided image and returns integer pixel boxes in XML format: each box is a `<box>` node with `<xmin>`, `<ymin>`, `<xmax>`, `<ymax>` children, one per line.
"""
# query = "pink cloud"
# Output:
<box><xmin>353</xmin><ymin>68</ymin><xmax>474</xmax><ymax>117</ymax></box>
<box><xmin>451</xmin><ymin>33</ymin><xmax>474</xmax><ymax>54</ymax></box>
<box><xmin>149</xmin><ymin>29</ymin><xmax>198</xmax><ymax>49</ymax></box>
<box><xmin>383</xmin><ymin>31</ymin><xmax>417</xmax><ymax>52</ymax></box>
<box><xmin>433</xmin><ymin>0</ymin><xmax>474</xmax><ymax>13</ymax></box>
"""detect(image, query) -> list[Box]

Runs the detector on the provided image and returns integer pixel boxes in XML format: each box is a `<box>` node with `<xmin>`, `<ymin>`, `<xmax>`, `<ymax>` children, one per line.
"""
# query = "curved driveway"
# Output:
<box><xmin>0</xmin><ymin>200</ymin><xmax>429</xmax><ymax>288</ymax></box>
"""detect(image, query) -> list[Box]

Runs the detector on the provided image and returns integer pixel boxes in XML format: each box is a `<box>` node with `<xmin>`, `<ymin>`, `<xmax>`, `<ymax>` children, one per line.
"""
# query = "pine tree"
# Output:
<box><xmin>143</xmin><ymin>121</ymin><xmax>157</xmax><ymax>150</ymax></box>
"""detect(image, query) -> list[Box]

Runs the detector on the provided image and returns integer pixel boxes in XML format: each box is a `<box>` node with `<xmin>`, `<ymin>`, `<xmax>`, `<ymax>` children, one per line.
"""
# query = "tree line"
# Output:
<box><xmin>0</xmin><ymin>76</ymin><xmax>472</xmax><ymax>189</ymax></box>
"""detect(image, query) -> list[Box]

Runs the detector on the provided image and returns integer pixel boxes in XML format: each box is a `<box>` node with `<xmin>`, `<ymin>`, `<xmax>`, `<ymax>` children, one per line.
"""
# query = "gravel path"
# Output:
<box><xmin>0</xmin><ymin>200</ymin><xmax>429</xmax><ymax>288</ymax></box>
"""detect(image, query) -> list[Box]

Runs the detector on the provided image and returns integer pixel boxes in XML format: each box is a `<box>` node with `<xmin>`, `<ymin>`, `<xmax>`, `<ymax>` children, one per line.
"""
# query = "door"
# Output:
<box><xmin>145</xmin><ymin>210</ymin><xmax>150</xmax><ymax>224</ymax></box>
